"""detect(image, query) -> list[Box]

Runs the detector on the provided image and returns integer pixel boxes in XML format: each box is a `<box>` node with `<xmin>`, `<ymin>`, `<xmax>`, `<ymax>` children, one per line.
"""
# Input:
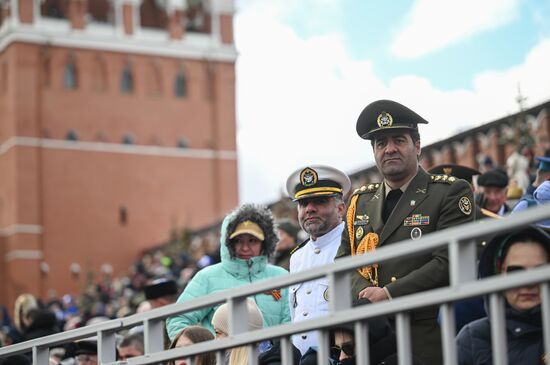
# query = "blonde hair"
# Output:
<box><xmin>14</xmin><ymin>294</ymin><xmax>38</xmax><ymax>332</ymax></box>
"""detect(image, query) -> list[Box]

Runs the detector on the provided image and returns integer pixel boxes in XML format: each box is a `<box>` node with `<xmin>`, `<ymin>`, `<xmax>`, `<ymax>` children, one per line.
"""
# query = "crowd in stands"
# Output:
<box><xmin>1</xmin><ymin>147</ymin><xmax>549</xmax><ymax>365</ymax></box>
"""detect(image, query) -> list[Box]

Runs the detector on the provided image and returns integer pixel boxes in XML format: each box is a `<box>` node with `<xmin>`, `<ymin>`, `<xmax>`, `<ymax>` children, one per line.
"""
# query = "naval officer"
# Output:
<box><xmin>286</xmin><ymin>165</ymin><xmax>351</xmax><ymax>358</ymax></box>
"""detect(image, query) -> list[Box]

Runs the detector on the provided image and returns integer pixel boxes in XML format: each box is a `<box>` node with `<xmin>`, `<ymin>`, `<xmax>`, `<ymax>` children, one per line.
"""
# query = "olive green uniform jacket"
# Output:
<box><xmin>336</xmin><ymin>167</ymin><xmax>474</xmax><ymax>364</ymax></box>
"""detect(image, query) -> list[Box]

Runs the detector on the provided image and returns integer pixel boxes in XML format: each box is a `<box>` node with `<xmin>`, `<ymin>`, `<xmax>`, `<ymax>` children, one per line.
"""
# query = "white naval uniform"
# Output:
<box><xmin>289</xmin><ymin>221</ymin><xmax>345</xmax><ymax>355</ymax></box>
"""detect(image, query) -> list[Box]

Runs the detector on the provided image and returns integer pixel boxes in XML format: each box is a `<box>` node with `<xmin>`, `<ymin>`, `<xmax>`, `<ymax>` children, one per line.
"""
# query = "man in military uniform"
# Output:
<box><xmin>336</xmin><ymin>99</ymin><xmax>475</xmax><ymax>364</ymax></box>
<box><xmin>285</xmin><ymin>165</ymin><xmax>351</xmax><ymax>357</ymax></box>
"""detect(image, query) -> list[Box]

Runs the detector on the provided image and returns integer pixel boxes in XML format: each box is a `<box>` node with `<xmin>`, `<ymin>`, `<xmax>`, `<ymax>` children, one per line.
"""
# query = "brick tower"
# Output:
<box><xmin>0</xmin><ymin>0</ymin><xmax>238</xmax><ymax>308</ymax></box>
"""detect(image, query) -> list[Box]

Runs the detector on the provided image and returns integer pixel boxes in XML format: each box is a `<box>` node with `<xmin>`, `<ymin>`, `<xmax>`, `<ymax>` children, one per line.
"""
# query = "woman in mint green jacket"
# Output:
<box><xmin>166</xmin><ymin>204</ymin><xmax>291</xmax><ymax>340</ymax></box>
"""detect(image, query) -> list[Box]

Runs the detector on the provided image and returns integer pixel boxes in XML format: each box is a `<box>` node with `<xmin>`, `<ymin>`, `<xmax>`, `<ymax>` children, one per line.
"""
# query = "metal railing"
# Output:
<box><xmin>1</xmin><ymin>204</ymin><xmax>550</xmax><ymax>365</ymax></box>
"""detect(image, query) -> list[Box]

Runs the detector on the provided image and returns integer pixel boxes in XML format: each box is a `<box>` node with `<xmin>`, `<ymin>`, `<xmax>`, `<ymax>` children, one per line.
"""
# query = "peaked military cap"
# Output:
<box><xmin>286</xmin><ymin>165</ymin><xmax>351</xmax><ymax>201</ymax></box>
<box><xmin>428</xmin><ymin>164</ymin><xmax>480</xmax><ymax>184</ymax></box>
<box><xmin>356</xmin><ymin>99</ymin><xmax>429</xmax><ymax>140</ymax></box>
<box><xmin>477</xmin><ymin>169</ymin><xmax>509</xmax><ymax>188</ymax></box>
<box><xmin>535</xmin><ymin>156</ymin><xmax>550</xmax><ymax>172</ymax></box>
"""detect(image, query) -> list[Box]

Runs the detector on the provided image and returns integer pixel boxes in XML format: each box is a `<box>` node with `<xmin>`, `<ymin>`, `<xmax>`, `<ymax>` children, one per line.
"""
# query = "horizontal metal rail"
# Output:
<box><xmin>1</xmin><ymin>204</ymin><xmax>549</xmax><ymax>364</ymax></box>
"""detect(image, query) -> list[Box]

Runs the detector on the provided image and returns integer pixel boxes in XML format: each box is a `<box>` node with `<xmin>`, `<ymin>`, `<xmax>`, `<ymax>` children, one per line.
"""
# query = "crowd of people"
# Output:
<box><xmin>1</xmin><ymin>99</ymin><xmax>549</xmax><ymax>365</ymax></box>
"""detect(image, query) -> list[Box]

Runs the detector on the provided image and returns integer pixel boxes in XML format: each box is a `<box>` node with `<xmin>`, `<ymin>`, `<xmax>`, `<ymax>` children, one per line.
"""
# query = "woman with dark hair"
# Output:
<box><xmin>166</xmin><ymin>204</ymin><xmax>290</xmax><ymax>340</ymax></box>
<box><xmin>169</xmin><ymin>325</ymin><xmax>215</xmax><ymax>365</ymax></box>
<box><xmin>456</xmin><ymin>225</ymin><xmax>550</xmax><ymax>365</ymax></box>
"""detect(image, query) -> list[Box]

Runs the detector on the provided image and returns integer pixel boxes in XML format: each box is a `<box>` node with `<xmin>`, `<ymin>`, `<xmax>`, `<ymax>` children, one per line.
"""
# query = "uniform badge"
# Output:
<box><xmin>323</xmin><ymin>287</ymin><xmax>329</xmax><ymax>301</ymax></box>
<box><xmin>300</xmin><ymin>167</ymin><xmax>318</xmax><ymax>187</ymax></box>
<box><xmin>355</xmin><ymin>226</ymin><xmax>364</xmax><ymax>240</ymax></box>
<box><xmin>459</xmin><ymin>196</ymin><xmax>472</xmax><ymax>215</ymax></box>
<box><xmin>376</xmin><ymin>111</ymin><xmax>393</xmax><ymax>128</ymax></box>
<box><xmin>411</xmin><ymin>227</ymin><xmax>422</xmax><ymax>240</ymax></box>
<box><xmin>404</xmin><ymin>214</ymin><xmax>430</xmax><ymax>226</ymax></box>
<box><xmin>354</xmin><ymin>214</ymin><xmax>369</xmax><ymax>226</ymax></box>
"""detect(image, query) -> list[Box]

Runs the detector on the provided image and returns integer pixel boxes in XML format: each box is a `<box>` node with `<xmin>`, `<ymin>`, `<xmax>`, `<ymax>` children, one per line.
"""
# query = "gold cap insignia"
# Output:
<box><xmin>459</xmin><ymin>196</ymin><xmax>472</xmax><ymax>215</ymax></box>
<box><xmin>376</xmin><ymin>111</ymin><xmax>393</xmax><ymax>128</ymax></box>
<box><xmin>300</xmin><ymin>168</ymin><xmax>318</xmax><ymax>187</ymax></box>
<box><xmin>443</xmin><ymin>167</ymin><xmax>452</xmax><ymax>175</ymax></box>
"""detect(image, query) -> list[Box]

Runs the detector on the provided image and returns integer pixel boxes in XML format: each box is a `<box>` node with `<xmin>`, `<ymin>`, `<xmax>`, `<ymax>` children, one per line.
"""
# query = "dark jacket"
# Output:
<box><xmin>337</xmin><ymin>168</ymin><xmax>474</xmax><ymax>364</ymax></box>
<box><xmin>258</xmin><ymin>340</ymin><xmax>301</xmax><ymax>365</ymax></box>
<box><xmin>456</xmin><ymin>306</ymin><xmax>544</xmax><ymax>365</ymax></box>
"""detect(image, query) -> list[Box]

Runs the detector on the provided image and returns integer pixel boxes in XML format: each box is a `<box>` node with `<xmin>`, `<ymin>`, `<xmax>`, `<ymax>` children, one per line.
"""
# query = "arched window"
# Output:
<box><xmin>64</xmin><ymin>58</ymin><xmax>78</xmax><ymax>90</ymax></box>
<box><xmin>122</xmin><ymin>133</ymin><xmax>135</xmax><ymax>145</ymax></box>
<box><xmin>174</xmin><ymin>70</ymin><xmax>187</xmax><ymax>98</ymax></box>
<box><xmin>177</xmin><ymin>137</ymin><xmax>189</xmax><ymax>148</ymax></box>
<box><xmin>120</xmin><ymin>63</ymin><xmax>134</xmax><ymax>94</ymax></box>
<box><xmin>66</xmin><ymin>130</ymin><xmax>79</xmax><ymax>141</ymax></box>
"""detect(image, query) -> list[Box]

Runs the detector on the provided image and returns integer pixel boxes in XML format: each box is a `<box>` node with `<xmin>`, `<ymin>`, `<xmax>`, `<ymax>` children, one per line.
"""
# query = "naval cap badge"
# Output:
<box><xmin>300</xmin><ymin>167</ymin><xmax>318</xmax><ymax>187</ymax></box>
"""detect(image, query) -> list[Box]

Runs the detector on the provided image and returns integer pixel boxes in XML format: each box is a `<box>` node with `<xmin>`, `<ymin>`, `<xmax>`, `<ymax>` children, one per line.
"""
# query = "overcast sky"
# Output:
<box><xmin>232</xmin><ymin>0</ymin><xmax>550</xmax><ymax>205</ymax></box>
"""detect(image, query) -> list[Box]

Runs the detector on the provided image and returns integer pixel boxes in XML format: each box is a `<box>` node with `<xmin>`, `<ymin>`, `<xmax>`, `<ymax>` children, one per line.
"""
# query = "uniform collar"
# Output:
<box><xmin>383</xmin><ymin>173</ymin><xmax>416</xmax><ymax>197</ymax></box>
<box><xmin>310</xmin><ymin>221</ymin><xmax>345</xmax><ymax>248</ymax></box>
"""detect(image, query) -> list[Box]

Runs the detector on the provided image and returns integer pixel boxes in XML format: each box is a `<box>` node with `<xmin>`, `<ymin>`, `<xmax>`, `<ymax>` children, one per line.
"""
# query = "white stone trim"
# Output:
<box><xmin>0</xmin><ymin>136</ymin><xmax>238</xmax><ymax>160</ymax></box>
<box><xmin>4</xmin><ymin>249</ymin><xmax>43</xmax><ymax>262</ymax></box>
<box><xmin>10</xmin><ymin>0</ymin><xmax>19</xmax><ymax>26</ymax></box>
<box><xmin>204</xmin><ymin>0</ymin><xmax>235</xmax><ymax>15</ymax></box>
<box><xmin>0</xmin><ymin>224</ymin><xmax>44</xmax><ymax>237</ymax></box>
<box><xmin>0</xmin><ymin>18</ymin><xmax>237</xmax><ymax>62</ymax></box>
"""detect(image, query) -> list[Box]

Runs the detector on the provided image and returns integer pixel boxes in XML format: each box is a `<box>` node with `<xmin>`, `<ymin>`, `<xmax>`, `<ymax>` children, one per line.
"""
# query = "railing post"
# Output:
<box><xmin>440</xmin><ymin>303</ymin><xmax>457</xmax><ymax>365</ymax></box>
<box><xmin>229</xmin><ymin>297</ymin><xmax>249</xmax><ymax>335</ymax></box>
<box><xmin>32</xmin><ymin>346</ymin><xmax>49</xmax><ymax>365</ymax></box>
<box><xmin>329</xmin><ymin>271</ymin><xmax>351</xmax><ymax>312</ymax></box>
<box><xmin>395</xmin><ymin>312</ymin><xmax>412</xmax><ymax>365</ymax></box>
<box><xmin>354</xmin><ymin>320</ymin><xmax>370</xmax><ymax>365</ymax></box>
<box><xmin>144</xmin><ymin>318</ymin><xmax>165</xmax><ymax>354</ymax></box>
<box><xmin>98</xmin><ymin>329</ymin><xmax>117</xmax><ymax>363</ymax></box>
<box><xmin>316</xmin><ymin>328</ymin><xmax>331</xmax><ymax>365</ymax></box>
<box><xmin>248</xmin><ymin>344</ymin><xmax>258</xmax><ymax>365</ymax></box>
<box><xmin>280</xmin><ymin>336</ymin><xmax>294</xmax><ymax>365</ymax></box>
<box><xmin>489</xmin><ymin>293</ymin><xmax>508</xmax><ymax>365</ymax></box>
<box><xmin>449</xmin><ymin>238</ymin><xmax>477</xmax><ymax>286</ymax></box>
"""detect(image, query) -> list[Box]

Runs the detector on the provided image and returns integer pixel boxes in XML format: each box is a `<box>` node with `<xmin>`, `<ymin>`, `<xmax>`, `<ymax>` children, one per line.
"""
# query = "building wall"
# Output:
<box><xmin>0</xmin><ymin>0</ymin><xmax>238</xmax><ymax>308</ymax></box>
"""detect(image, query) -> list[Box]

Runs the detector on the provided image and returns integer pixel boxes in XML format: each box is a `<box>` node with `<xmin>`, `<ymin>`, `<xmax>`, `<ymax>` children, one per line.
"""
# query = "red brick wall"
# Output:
<box><xmin>0</xmin><ymin>41</ymin><xmax>238</xmax><ymax>307</ymax></box>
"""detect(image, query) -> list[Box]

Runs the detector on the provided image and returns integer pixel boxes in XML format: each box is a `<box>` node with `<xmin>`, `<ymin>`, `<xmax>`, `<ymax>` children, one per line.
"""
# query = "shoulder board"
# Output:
<box><xmin>352</xmin><ymin>183</ymin><xmax>381</xmax><ymax>195</ymax></box>
<box><xmin>290</xmin><ymin>238</ymin><xmax>310</xmax><ymax>255</ymax></box>
<box><xmin>430</xmin><ymin>174</ymin><xmax>457</xmax><ymax>184</ymax></box>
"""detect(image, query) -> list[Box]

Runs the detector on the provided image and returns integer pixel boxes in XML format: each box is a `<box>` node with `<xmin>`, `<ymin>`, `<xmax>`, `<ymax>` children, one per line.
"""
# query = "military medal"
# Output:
<box><xmin>411</xmin><ymin>227</ymin><xmax>422</xmax><ymax>240</ymax></box>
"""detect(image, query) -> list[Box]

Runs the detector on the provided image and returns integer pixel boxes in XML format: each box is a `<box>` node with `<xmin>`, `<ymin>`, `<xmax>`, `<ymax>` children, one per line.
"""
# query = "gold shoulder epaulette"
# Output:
<box><xmin>353</xmin><ymin>183</ymin><xmax>380</xmax><ymax>195</ymax></box>
<box><xmin>430</xmin><ymin>174</ymin><xmax>456</xmax><ymax>184</ymax></box>
<box><xmin>290</xmin><ymin>238</ymin><xmax>310</xmax><ymax>255</ymax></box>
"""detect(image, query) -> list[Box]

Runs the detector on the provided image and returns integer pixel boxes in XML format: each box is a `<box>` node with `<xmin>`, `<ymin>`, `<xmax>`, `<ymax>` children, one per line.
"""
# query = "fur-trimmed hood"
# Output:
<box><xmin>222</xmin><ymin>204</ymin><xmax>278</xmax><ymax>258</ymax></box>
